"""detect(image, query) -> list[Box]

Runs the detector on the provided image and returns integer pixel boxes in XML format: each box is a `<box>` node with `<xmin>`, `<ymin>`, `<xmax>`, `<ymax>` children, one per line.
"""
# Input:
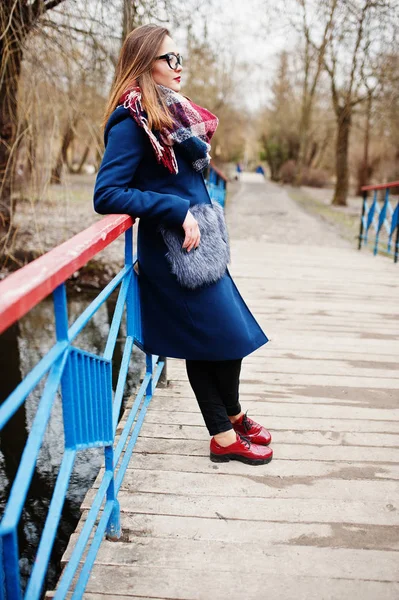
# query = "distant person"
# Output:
<box><xmin>235</xmin><ymin>162</ymin><xmax>242</xmax><ymax>180</ymax></box>
<box><xmin>94</xmin><ymin>24</ymin><xmax>272</xmax><ymax>466</ymax></box>
<box><xmin>256</xmin><ymin>165</ymin><xmax>265</xmax><ymax>176</ymax></box>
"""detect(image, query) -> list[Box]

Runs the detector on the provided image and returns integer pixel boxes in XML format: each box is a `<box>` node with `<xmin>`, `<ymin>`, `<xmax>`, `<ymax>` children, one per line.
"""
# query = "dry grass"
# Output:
<box><xmin>286</xmin><ymin>185</ymin><xmax>362</xmax><ymax>245</ymax></box>
<box><xmin>287</xmin><ymin>185</ymin><xmax>399</xmax><ymax>262</ymax></box>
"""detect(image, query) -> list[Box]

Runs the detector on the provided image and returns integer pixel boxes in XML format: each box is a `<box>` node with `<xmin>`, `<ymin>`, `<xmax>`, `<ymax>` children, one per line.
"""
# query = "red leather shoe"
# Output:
<box><xmin>210</xmin><ymin>432</ymin><xmax>273</xmax><ymax>465</ymax></box>
<box><xmin>231</xmin><ymin>410</ymin><xmax>272</xmax><ymax>445</ymax></box>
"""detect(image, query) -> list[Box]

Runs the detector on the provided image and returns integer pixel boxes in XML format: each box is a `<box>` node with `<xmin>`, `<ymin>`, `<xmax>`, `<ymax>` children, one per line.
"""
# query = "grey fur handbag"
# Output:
<box><xmin>158</xmin><ymin>200</ymin><xmax>230</xmax><ymax>289</ymax></box>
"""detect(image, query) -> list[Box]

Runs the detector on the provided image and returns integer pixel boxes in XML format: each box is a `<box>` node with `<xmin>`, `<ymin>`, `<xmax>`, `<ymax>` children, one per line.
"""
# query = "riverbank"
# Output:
<box><xmin>1</xmin><ymin>172</ymin><xmax>134</xmax><ymax>292</ymax></box>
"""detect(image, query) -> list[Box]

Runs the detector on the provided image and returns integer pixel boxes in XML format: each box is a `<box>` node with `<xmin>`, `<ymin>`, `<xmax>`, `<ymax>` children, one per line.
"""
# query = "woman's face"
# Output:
<box><xmin>152</xmin><ymin>35</ymin><xmax>182</xmax><ymax>92</ymax></box>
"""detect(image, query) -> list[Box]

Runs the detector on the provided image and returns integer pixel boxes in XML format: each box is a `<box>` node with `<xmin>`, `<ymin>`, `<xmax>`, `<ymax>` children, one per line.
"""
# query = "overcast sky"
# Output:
<box><xmin>173</xmin><ymin>0</ymin><xmax>297</xmax><ymax>111</ymax></box>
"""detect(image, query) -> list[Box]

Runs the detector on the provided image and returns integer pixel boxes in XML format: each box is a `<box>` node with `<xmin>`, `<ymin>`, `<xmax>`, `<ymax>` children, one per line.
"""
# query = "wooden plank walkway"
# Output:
<box><xmin>50</xmin><ymin>175</ymin><xmax>399</xmax><ymax>599</ymax></box>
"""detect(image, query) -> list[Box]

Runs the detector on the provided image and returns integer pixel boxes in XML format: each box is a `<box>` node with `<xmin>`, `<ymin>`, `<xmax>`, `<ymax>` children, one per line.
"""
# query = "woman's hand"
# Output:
<box><xmin>182</xmin><ymin>210</ymin><xmax>201</xmax><ymax>252</ymax></box>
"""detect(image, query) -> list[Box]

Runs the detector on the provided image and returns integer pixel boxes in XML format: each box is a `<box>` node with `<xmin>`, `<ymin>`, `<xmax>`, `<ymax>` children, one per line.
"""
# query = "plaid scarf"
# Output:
<box><xmin>118</xmin><ymin>84</ymin><xmax>219</xmax><ymax>174</ymax></box>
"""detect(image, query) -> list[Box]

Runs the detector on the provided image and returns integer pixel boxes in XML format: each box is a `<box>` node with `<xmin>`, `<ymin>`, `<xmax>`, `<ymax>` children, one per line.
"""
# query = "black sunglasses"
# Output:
<box><xmin>156</xmin><ymin>52</ymin><xmax>183</xmax><ymax>71</ymax></box>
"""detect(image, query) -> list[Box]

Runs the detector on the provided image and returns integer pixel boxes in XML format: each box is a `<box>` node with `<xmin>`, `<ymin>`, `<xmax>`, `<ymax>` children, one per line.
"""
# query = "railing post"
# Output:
<box><xmin>374</xmin><ymin>188</ymin><xmax>389</xmax><ymax>256</ymax></box>
<box><xmin>53</xmin><ymin>283</ymin><xmax>69</xmax><ymax>341</ymax></box>
<box><xmin>0</xmin><ymin>538</ymin><xmax>4</xmax><ymax>600</ymax></box>
<box><xmin>365</xmin><ymin>190</ymin><xmax>377</xmax><ymax>246</ymax></box>
<box><xmin>157</xmin><ymin>356</ymin><xmax>168</xmax><ymax>387</ymax></box>
<box><xmin>358</xmin><ymin>190</ymin><xmax>367</xmax><ymax>250</ymax></box>
<box><xmin>125</xmin><ymin>227</ymin><xmax>136</xmax><ymax>344</ymax></box>
<box><xmin>105</xmin><ymin>221</ymin><xmax>128</xmax><ymax>543</ymax></box>
<box><xmin>105</xmin><ymin>445</ymin><xmax>121</xmax><ymax>541</ymax></box>
<box><xmin>395</xmin><ymin>200</ymin><xmax>399</xmax><ymax>264</ymax></box>
<box><xmin>146</xmin><ymin>353</ymin><xmax>154</xmax><ymax>396</ymax></box>
<box><xmin>1</xmin><ymin>530</ymin><xmax>21</xmax><ymax>600</ymax></box>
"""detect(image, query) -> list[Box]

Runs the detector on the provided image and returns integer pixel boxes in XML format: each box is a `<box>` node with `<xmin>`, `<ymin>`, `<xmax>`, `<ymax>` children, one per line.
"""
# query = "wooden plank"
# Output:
<box><xmin>130</xmin><ymin>437</ymin><xmax>399</xmax><ymax>463</ymax></box>
<box><xmin>134</xmin><ymin>422</ymin><xmax>399</xmax><ymax>448</ymax></box>
<box><xmin>141</xmin><ymin>410</ymin><xmax>399</xmax><ymax>433</ymax></box>
<box><xmin>81</xmin><ymin>492</ymin><xmax>399</xmax><ymax>527</ymax></box>
<box><xmin>165</xmin><ymin>373</ymin><xmax>399</xmax><ymax>389</ymax></box>
<box><xmin>81</xmin><ymin>567</ymin><xmax>399</xmax><ymax>600</ymax></box>
<box><xmin>227</xmin><ymin>349</ymin><xmax>398</xmax><ymax>361</ymax></box>
<box><xmin>73</xmin><ymin>513</ymin><xmax>399</xmax><ymax>551</ymax></box>
<box><xmin>230</xmin><ymin>345</ymin><xmax>398</xmax><ymax>360</ymax></box>
<box><xmin>98</xmin><ymin>454</ymin><xmax>399</xmax><ymax>480</ymax></box>
<box><xmin>83</xmin><ymin>596</ymin><xmax>167</xmax><ymax>600</ymax></box>
<box><xmin>87</xmin><ymin>469</ymin><xmax>399</xmax><ymax>502</ymax></box>
<box><xmin>60</xmin><ymin>537</ymin><xmax>399</xmax><ymax>581</ymax></box>
<box><xmin>166</xmin><ymin>354</ymin><xmax>399</xmax><ymax>372</ymax></box>
<box><xmin>232</xmin><ymin>336</ymin><xmax>399</xmax><ymax>353</ymax></box>
<box><xmin>145</xmin><ymin>397</ymin><xmax>399</xmax><ymax>421</ymax></box>
<box><xmin>83</xmin><ymin>596</ymin><xmax>169</xmax><ymax>600</ymax></box>
<box><xmin>170</xmin><ymin>358</ymin><xmax>399</xmax><ymax>375</ymax></box>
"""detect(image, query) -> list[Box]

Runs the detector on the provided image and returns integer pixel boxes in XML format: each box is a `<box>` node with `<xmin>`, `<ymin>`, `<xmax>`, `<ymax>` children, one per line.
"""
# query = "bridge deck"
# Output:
<box><xmin>51</xmin><ymin>176</ymin><xmax>399</xmax><ymax>599</ymax></box>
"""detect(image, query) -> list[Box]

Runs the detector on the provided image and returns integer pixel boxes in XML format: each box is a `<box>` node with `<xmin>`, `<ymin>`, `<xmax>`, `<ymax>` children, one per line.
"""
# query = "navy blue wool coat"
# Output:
<box><xmin>93</xmin><ymin>105</ymin><xmax>268</xmax><ymax>360</ymax></box>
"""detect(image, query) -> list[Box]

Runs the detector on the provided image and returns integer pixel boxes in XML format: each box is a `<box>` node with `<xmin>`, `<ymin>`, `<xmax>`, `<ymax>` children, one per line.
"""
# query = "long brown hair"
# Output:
<box><xmin>102</xmin><ymin>24</ymin><xmax>175</xmax><ymax>132</ymax></box>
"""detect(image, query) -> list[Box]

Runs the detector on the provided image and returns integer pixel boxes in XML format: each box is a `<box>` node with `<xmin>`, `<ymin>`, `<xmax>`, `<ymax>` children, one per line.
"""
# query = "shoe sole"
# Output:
<box><xmin>210</xmin><ymin>452</ymin><xmax>273</xmax><ymax>466</ymax></box>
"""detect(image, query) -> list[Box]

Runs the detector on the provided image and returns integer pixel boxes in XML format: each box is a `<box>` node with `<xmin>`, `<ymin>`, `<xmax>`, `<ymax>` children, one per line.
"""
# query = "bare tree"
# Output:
<box><xmin>322</xmin><ymin>0</ymin><xmax>395</xmax><ymax>205</ymax></box>
<box><xmin>180</xmin><ymin>15</ymin><xmax>244</xmax><ymax>163</ymax></box>
<box><xmin>259</xmin><ymin>51</ymin><xmax>301</xmax><ymax>180</ymax></box>
<box><xmin>0</xmin><ymin>0</ymin><xmax>67</xmax><ymax>252</ymax></box>
<box><xmin>295</xmin><ymin>0</ymin><xmax>338</xmax><ymax>184</ymax></box>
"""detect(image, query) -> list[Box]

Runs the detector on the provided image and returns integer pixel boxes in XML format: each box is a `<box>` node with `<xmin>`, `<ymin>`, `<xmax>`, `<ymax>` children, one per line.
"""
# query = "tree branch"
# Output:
<box><xmin>347</xmin><ymin>0</ymin><xmax>370</xmax><ymax>102</ymax></box>
<box><xmin>44</xmin><ymin>0</ymin><xmax>67</xmax><ymax>11</ymax></box>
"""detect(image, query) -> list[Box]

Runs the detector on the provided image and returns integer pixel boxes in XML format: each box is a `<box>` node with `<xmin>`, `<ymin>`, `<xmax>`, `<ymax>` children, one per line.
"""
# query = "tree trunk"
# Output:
<box><xmin>356</xmin><ymin>92</ymin><xmax>372</xmax><ymax>195</ymax></box>
<box><xmin>295</xmin><ymin>103</ymin><xmax>311</xmax><ymax>185</ymax></box>
<box><xmin>307</xmin><ymin>140</ymin><xmax>318</xmax><ymax>168</ymax></box>
<box><xmin>50</xmin><ymin>116</ymin><xmax>79</xmax><ymax>184</ymax></box>
<box><xmin>1</xmin><ymin>1</ymin><xmax>68</xmax><ymax>262</ymax></box>
<box><xmin>332</xmin><ymin>105</ymin><xmax>351</xmax><ymax>206</ymax></box>
<box><xmin>122</xmin><ymin>0</ymin><xmax>141</xmax><ymax>42</ymax></box>
<box><xmin>67</xmin><ymin>140</ymin><xmax>90</xmax><ymax>174</ymax></box>
<box><xmin>313</xmin><ymin>127</ymin><xmax>332</xmax><ymax>169</ymax></box>
<box><xmin>0</xmin><ymin>28</ymin><xmax>24</xmax><ymax>247</ymax></box>
<box><xmin>25</xmin><ymin>121</ymin><xmax>37</xmax><ymax>178</ymax></box>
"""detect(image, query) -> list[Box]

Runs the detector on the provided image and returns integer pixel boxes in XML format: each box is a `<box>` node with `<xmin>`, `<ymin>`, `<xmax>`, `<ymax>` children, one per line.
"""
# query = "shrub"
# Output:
<box><xmin>279</xmin><ymin>160</ymin><xmax>297</xmax><ymax>183</ymax></box>
<box><xmin>279</xmin><ymin>161</ymin><xmax>329</xmax><ymax>187</ymax></box>
<box><xmin>301</xmin><ymin>167</ymin><xmax>328</xmax><ymax>188</ymax></box>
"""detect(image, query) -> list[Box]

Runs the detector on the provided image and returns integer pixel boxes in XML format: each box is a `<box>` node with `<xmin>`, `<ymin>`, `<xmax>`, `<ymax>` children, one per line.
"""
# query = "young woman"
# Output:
<box><xmin>94</xmin><ymin>24</ymin><xmax>273</xmax><ymax>466</ymax></box>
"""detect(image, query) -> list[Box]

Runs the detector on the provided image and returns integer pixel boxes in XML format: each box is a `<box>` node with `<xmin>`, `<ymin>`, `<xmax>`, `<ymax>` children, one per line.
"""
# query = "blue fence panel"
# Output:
<box><xmin>204</xmin><ymin>165</ymin><xmax>227</xmax><ymax>208</ymax></box>
<box><xmin>0</xmin><ymin>225</ymin><xmax>164</xmax><ymax>599</ymax></box>
<box><xmin>359</xmin><ymin>183</ymin><xmax>399</xmax><ymax>262</ymax></box>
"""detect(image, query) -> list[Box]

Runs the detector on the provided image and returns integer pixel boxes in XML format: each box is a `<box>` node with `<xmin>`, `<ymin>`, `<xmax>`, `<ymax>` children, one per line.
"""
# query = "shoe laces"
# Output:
<box><xmin>237</xmin><ymin>432</ymin><xmax>252</xmax><ymax>449</ymax></box>
<box><xmin>242</xmin><ymin>410</ymin><xmax>255</xmax><ymax>432</ymax></box>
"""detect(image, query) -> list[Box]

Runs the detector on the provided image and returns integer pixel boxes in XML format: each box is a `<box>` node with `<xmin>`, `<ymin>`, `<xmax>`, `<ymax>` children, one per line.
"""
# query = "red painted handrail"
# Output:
<box><xmin>361</xmin><ymin>180</ymin><xmax>399</xmax><ymax>192</ymax></box>
<box><xmin>0</xmin><ymin>214</ymin><xmax>134</xmax><ymax>335</ymax></box>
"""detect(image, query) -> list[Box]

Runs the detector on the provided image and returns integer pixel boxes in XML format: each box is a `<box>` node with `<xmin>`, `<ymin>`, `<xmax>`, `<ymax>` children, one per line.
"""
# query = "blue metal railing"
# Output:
<box><xmin>204</xmin><ymin>164</ymin><xmax>227</xmax><ymax>207</ymax></box>
<box><xmin>358</xmin><ymin>181</ymin><xmax>399</xmax><ymax>262</ymax></box>
<box><xmin>0</xmin><ymin>218</ymin><xmax>164</xmax><ymax>599</ymax></box>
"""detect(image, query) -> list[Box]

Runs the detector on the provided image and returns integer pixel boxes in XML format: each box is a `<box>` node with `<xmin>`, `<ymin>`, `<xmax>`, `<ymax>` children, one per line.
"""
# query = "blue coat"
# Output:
<box><xmin>93</xmin><ymin>105</ymin><xmax>268</xmax><ymax>360</ymax></box>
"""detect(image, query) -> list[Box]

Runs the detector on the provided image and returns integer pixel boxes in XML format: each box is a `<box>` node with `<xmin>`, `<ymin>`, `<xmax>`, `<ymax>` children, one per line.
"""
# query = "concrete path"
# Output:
<box><xmin>53</xmin><ymin>175</ymin><xmax>399</xmax><ymax>599</ymax></box>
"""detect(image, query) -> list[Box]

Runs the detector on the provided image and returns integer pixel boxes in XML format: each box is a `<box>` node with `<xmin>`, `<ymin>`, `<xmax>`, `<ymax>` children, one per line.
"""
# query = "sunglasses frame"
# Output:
<box><xmin>156</xmin><ymin>52</ymin><xmax>183</xmax><ymax>71</ymax></box>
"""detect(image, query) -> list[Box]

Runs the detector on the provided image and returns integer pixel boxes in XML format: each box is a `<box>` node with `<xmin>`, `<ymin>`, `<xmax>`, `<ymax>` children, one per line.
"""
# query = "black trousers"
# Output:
<box><xmin>185</xmin><ymin>358</ymin><xmax>243</xmax><ymax>436</ymax></box>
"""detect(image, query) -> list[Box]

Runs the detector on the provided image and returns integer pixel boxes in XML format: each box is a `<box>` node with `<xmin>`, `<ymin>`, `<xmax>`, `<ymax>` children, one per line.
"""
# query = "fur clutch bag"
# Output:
<box><xmin>158</xmin><ymin>200</ymin><xmax>231</xmax><ymax>289</ymax></box>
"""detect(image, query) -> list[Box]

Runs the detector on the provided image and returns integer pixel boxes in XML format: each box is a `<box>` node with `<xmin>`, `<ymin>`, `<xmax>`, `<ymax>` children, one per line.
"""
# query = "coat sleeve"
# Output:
<box><xmin>93</xmin><ymin>116</ymin><xmax>190</xmax><ymax>227</ymax></box>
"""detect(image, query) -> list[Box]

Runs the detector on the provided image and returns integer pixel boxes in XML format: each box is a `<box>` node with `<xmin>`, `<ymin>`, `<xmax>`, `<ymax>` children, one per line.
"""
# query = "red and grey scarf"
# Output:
<box><xmin>118</xmin><ymin>84</ymin><xmax>219</xmax><ymax>174</ymax></box>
